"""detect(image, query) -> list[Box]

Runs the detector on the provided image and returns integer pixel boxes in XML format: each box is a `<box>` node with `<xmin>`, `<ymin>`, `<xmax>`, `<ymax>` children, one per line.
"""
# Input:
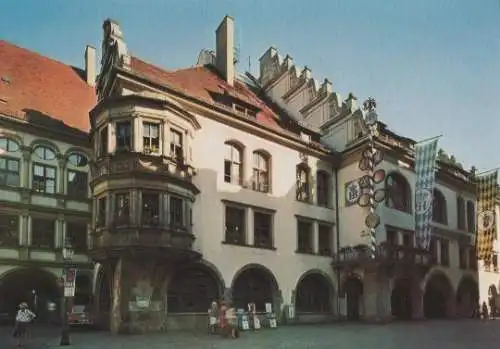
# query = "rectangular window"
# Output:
<box><xmin>386</xmin><ymin>230</ymin><xmax>397</xmax><ymax>245</ymax></box>
<box><xmin>494</xmin><ymin>254</ymin><xmax>499</xmax><ymax>272</ymax></box>
<box><xmin>116</xmin><ymin>121</ymin><xmax>131</xmax><ymax>151</ymax></box>
<box><xmin>169</xmin><ymin>129</ymin><xmax>183</xmax><ymax>161</ymax></box>
<box><xmin>297</xmin><ymin>221</ymin><xmax>313</xmax><ymax>253</ymax></box>
<box><xmin>66</xmin><ymin>222</ymin><xmax>87</xmax><ymax>253</ymax></box>
<box><xmin>254</xmin><ymin>211</ymin><xmax>272</xmax><ymax>249</ymax></box>
<box><xmin>429</xmin><ymin>237</ymin><xmax>438</xmax><ymax>264</ymax></box>
<box><xmin>169</xmin><ymin>196</ymin><xmax>184</xmax><ymax>228</ymax></box>
<box><xmin>31</xmin><ymin>218</ymin><xmax>55</xmax><ymax>249</ymax></box>
<box><xmin>142</xmin><ymin>193</ymin><xmax>160</xmax><ymax>226</ymax></box>
<box><xmin>143</xmin><ymin>122</ymin><xmax>160</xmax><ymax>154</ymax></box>
<box><xmin>0</xmin><ymin>157</ymin><xmax>20</xmax><ymax>187</ymax></box>
<box><xmin>97</xmin><ymin>197</ymin><xmax>107</xmax><ymax>228</ymax></box>
<box><xmin>224</xmin><ymin>206</ymin><xmax>245</xmax><ymax>245</ymax></box>
<box><xmin>318</xmin><ymin>224</ymin><xmax>332</xmax><ymax>256</ymax></box>
<box><xmin>457</xmin><ymin>197</ymin><xmax>465</xmax><ymax>230</ymax></box>
<box><xmin>316</xmin><ymin>172</ymin><xmax>329</xmax><ymax>207</ymax></box>
<box><xmin>0</xmin><ymin>214</ymin><xmax>19</xmax><ymax>247</ymax></box>
<box><xmin>67</xmin><ymin>170</ymin><xmax>88</xmax><ymax>199</ymax></box>
<box><xmin>115</xmin><ymin>193</ymin><xmax>130</xmax><ymax>225</ymax></box>
<box><xmin>99</xmin><ymin>126</ymin><xmax>108</xmax><ymax>157</ymax></box>
<box><xmin>402</xmin><ymin>232</ymin><xmax>413</xmax><ymax>247</ymax></box>
<box><xmin>440</xmin><ymin>239</ymin><xmax>450</xmax><ymax>266</ymax></box>
<box><xmin>296</xmin><ymin>166</ymin><xmax>310</xmax><ymax>202</ymax></box>
<box><xmin>32</xmin><ymin>164</ymin><xmax>56</xmax><ymax>194</ymax></box>
<box><xmin>459</xmin><ymin>246</ymin><xmax>467</xmax><ymax>269</ymax></box>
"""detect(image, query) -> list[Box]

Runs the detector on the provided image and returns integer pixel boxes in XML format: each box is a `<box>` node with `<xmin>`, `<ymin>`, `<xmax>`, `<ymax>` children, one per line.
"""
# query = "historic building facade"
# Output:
<box><xmin>89</xmin><ymin>17</ymin><xmax>339</xmax><ymax>333</ymax></box>
<box><xmin>258</xmin><ymin>47</ymin><xmax>481</xmax><ymax>321</ymax></box>
<box><xmin>0</xmin><ymin>41</ymin><xmax>96</xmax><ymax>320</ymax></box>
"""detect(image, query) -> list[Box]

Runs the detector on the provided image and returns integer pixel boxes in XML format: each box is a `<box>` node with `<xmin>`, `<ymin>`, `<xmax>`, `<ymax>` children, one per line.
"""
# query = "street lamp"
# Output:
<box><xmin>60</xmin><ymin>239</ymin><xmax>74</xmax><ymax>346</ymax></box>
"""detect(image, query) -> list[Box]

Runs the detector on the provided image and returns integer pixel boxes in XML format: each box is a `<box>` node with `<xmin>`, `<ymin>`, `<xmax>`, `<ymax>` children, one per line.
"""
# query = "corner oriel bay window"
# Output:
<box><xmin>0</xmin><ymin>157</ymin><xmax>20</xmax><ymax>187</ymax></box>
<box><xmin>0</xmin><ymin>214</ymin><xmax>19</xmax><ymax>247</ymax></box>
<box><xmin>224</xmin><ymin>206</ymin><xmax>245</xmax><ymax>245</ymax></box>
<box><xmin>97</xmin><ymin>197</ymin><xmax>107</xmax><ymax>228</ymax></box>
<box><xmin>170</xmin><ymin>129</ymin><xmax>183</xmax><ymax>161</ymax></box>
<box><xmin>253</xmin><ymin>211</ymin><xmax>272</xmax><ymax>249</ymax></box>
<box><xmin>116</xmin><ymin>121</ymin><xmax>131</xmax><ymax>151</ymax></box>
<box><xmin>143</xmin><ymin>122</ymin><xmax>160</xmax><ymax>154</ymax></box>
<box><xmin>31</xmin><ymin>218</ymin><xmax>55</xmax><ymax>249</ymax></box>
<box><xmin>32</xmin><ymin>164</ymin><xmax>56</xmax><ymax>194</ymax></box>
<box><xmin>99</xmin><ymin>126</ymin><xmax>108</xmax><ymax>157</ymax></box>
<box><xmin>142</xmin><ymin>192</ymin><xmax>160</xmax><ymax>225</ymax></box>
<box><xmin>115</xmin><ymin>193</ymin><xmax>130</xmax><ymax>225</ymax></box>
<box><xmin>169</xmin><ymin>196</ymin><xmax>184</xmax><ymax>228</ymax></box>
<box><xmin>67</xmin><ymin>170</ymin><xmax>88</xmax><ymax>199</ymax></box>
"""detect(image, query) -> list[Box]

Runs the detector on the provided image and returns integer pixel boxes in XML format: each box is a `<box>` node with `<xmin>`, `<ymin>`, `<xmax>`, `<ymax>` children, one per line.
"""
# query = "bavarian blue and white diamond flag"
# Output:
<box><xmin>414</xmin><ymin>137</ymin><xmax>440</xmax><ymax>250</ymax></box>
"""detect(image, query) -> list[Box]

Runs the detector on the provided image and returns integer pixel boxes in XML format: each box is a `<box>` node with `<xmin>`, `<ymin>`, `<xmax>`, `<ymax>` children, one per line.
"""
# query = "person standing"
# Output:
<box><xmin>208</xmin><ymin>301</ymin><xmax>219</xmax><ymax>335</ymax></box>
<box><xmin>12</xmin><ymin>302</ymin><xmax>36</xmax><ymax>348</ymax></box>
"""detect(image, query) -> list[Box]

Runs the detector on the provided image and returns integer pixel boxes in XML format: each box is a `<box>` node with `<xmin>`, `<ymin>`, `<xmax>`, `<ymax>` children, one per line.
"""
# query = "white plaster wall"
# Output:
<box><xmin>191</xmin><ymin>113</ymin><xmax>337</xmax><ymax>306</ymax></box>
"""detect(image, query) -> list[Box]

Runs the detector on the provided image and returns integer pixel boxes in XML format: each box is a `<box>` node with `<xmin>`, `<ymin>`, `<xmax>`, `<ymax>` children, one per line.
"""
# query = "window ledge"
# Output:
<box><xmin>295</xmin><ymin>250</ymin><xmax>332</xmax><ymax>257</ymax></box>
<box><xmin>222</xmin><ymin>241</ymin><xmax>276</xmax><ymax>251</ymax></box>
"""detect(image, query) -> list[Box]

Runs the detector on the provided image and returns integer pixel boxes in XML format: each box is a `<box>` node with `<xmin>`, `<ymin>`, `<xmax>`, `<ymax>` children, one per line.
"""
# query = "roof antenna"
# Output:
<box><xmin>248</xmin><ymin>56</ymin><xmax>251</xmax><ymax>73</ymax></box>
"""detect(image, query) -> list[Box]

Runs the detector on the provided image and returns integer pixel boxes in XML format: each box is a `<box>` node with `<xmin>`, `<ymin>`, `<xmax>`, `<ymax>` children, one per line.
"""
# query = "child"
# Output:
<box><xmin>13</xmin><ymin>302</ymin><xmax>36</xmax><ymax>348</ymax></box>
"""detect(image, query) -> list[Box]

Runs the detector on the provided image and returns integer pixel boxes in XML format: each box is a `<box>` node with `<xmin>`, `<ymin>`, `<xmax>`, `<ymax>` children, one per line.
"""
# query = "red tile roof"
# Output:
<box><xmin>0</xmin><ymin>40</ymin><xmax>96</xmax><ymax>132</ymax></box>
<box><xmin>129</xmin><ymin>56</ymin><xmax>283</xmax><ymax>131</ymax></box>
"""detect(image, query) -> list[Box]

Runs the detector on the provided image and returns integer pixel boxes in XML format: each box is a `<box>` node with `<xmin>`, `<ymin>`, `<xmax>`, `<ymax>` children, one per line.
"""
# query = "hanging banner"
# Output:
<box><xmin>63</xmin><ymin>268</ymin><xmax>78</xmax><ymax>297</ymax></box>
<box><xmin>476</xmin><ymin>170</ymin><xmax>498</xmax><ymax>263</ymax></box>
<box><xmin>414</xmin><ymin>138</ymin><xmax>439</xmax><ymax>249</ymax></box>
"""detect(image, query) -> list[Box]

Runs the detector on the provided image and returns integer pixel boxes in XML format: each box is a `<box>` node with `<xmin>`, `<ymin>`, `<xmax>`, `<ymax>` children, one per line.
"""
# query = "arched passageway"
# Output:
<box><xmin>423</xmin><ymin>272</ymin><xmax>453</xmax><ymax>319</ymax></box>
<box><xmin>456</xmin><ymin>277</ymin><xmax>478</xmax><ymax>318</ymax></box>
<box><xmin>295</xmin><ymin>272</ymin><xmax>333</xmax><ymax>313</ymax></box>
<box><xmin>168</xmin><ymin>264</ymin><xmax>222</xmax><ymax>313</ymax></box>
<box><xmin>0</xmin><ymin>268</ymin><xmax>59</xmax><ymax>322</ymax></box>
<box><xmin>94</xmin><ymin>267</ymin><xmax>112</xmax><ymax>329</ymax></box>
<box><xmin>343</xmin><ymin>275</ymin><xmax>363</xmax><ymax>320</ymax></box>
<box><xmin>391</xmin><ymin>278</ymin><xmax>413</xmax><ymax>320</ymax></box>
<box><xmin>231</xmin><ymin>265</ymin><xmax>279</xmax><ymax>312</ymax></box>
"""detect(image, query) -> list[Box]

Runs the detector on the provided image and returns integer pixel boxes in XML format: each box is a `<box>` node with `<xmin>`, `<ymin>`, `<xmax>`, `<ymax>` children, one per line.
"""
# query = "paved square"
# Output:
<box><xmin>0</xmin><ymin>320</ymin><xmax>497</xmax><ymax>349</ymax></box>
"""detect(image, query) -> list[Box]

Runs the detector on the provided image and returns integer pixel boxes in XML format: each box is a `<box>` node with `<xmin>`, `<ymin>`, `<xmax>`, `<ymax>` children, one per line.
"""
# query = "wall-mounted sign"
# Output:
<box><xmin>345</xmin><ymin>180</ymin><xmax>361</xmax><ymax>206</ymax></box>
<box><xmin>135</xmin><ymin>296</ymin><xmax>150</xmax><ymax>308</ymax></box>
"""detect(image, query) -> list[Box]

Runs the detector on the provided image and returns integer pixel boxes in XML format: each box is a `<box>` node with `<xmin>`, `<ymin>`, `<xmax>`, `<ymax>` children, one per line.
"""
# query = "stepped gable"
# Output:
<box><xmin>0</xmin><ymin>40</ymin><xmax>96</xmax><ymax>132</ymax></box>
<box><xmin>258</xmin><ymin>46</ymin><xmax>343</xmax><ymax>123</ymax></box>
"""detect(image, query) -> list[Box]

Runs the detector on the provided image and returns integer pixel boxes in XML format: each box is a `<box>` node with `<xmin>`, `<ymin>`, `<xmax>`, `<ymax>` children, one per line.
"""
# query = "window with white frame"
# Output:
<box><xmin>32</xmin><ymin>164</ymin><xmax>56</xmax><ymax>194</ymax></box>
<box><xmin>0</xmin><ymin>157</ymin><xmax>20</xmax><ymax>187</ymax></box>
<box><xmin>143</xmin><ymin>122</ymin><xmax>160</xmax><ymax>154</ymax></box>
<box><xmin>116</xmin><ymin>121</ymin><xmax>132</xmax><ymax>151</ymax></box>
<box><xmin>33</xmin><ymin>146</ymin><xmax>56</xmax><ymax>160</ymax></box>
<box><xmin>169</xmin><ymin>196</ymin><xmax>184</xmax><ymax>228</ymax></box>
<box><xmin>169</xmin><ymin>129</ymin><xmax>183</xmax><ymax>161</ymax></box>
<box><xmin>31</xmin><ymin>218</ymin><xmax>55</xmax><ymax>249</ymax></box>
<box><xmin>142</xmin><ymin>192</ymin><xmax>160</xmax><ymax>226</ymax></box>
<box><xmin>115</xmin><ymin>193</ymin><xmax>130</xmax><ymax>225</ymax></box>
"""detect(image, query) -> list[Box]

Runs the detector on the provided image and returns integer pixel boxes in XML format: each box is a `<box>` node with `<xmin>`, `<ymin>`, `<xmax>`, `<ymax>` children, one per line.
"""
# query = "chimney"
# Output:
<box><xmin>215</xmin><ymin>16</ymin><xmax>235</xmax><ymax>86</ymax></box>
<box><xmin>85</xmin><ymin>45</ymin><xmax>96</xmax><ymax>87</ymax></box>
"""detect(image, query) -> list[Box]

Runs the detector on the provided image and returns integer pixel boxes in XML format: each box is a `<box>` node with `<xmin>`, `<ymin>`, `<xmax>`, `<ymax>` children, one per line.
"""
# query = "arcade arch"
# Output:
<box><xmin>295</xmin><ymin>270</ymin><xmax>334</xmax><ymax>313</ymax></box>
<box><xmin>423</xmin><ymin>271</ymin><xmax>454</xmax><ymax>318</ymax></box>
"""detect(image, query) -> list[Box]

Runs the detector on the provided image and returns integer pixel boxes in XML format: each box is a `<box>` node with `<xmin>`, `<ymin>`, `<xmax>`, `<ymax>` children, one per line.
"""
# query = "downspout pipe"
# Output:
<box><xmin>334</xmin><ymin>166</ymin><xmax>341</xmax><ymax>320</ymax></box>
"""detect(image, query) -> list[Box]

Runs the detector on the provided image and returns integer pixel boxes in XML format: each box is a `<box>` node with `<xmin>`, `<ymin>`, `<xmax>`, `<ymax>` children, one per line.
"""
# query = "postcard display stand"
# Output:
<box><xmin>265</xmin><ymin>302</ymin><xmax>277</xmax><ymax>328</ymax></box>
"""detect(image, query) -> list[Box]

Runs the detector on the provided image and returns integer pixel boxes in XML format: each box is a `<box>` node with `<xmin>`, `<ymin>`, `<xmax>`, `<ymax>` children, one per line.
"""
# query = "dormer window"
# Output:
<box><xmin>170</xmin><ymin>129</ymin><xmax>183</xmax><ymax>161</ymax></box>
<box><xmin>143</xmin><ymin>122</ymin><xmax>160</xmax><ymax>154</ymax></box>
<box><xmin>232</xmin><ymin>103</ymin><xmax>257</xmax><ymax>118</ymax></box>
<box><xmin>116</xmin><ymin>121</ymin><xmax>131</xmax><ymax>151</ymax></box>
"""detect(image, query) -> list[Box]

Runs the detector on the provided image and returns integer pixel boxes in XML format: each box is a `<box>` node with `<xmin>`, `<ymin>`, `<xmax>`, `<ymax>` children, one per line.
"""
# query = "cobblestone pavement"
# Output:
<box><xmin>0</xmin><ymin>320</ymin><xmax>498</xmax><ymax>349</ymax></box>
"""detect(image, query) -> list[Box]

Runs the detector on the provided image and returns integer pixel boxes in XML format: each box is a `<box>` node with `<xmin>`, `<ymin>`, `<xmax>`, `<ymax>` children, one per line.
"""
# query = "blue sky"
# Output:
<box><xmin>2</xmin><ymin>0</ymin><xmax>499</xmax><ymax>172</ymax></box>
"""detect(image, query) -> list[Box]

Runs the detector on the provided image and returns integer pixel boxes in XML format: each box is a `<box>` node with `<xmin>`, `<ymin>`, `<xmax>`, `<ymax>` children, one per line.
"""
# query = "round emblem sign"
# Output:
<box><xmin>478</xmin><ymin>210</ymin><xmax>495</xmax><ymax>232</ymax></box>
<box><xmin>415</xmin><ymin>189</ymin><xmax>433</xmax><ymax>214</ymax></box>
<box><xmin>359</xmin><ymin>175</ymin><xmax>373</xmax><ymax>189</ymax></box>
<box><xmin>365</xmin><ymin>212</ymin><xmax>381</xmax><ymax>229</ymax></box>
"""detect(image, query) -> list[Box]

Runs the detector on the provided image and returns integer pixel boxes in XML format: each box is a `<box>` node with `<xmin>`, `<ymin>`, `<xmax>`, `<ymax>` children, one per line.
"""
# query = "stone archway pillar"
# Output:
<box><xmin>412</xmin><ymin>287</ymin><xmax>424</xmax><ymax>320</ymax></box>
<box><xmin>110</xmin><ymin>257</ymin><xmax>173</xmax><ymax>334</ymax></box>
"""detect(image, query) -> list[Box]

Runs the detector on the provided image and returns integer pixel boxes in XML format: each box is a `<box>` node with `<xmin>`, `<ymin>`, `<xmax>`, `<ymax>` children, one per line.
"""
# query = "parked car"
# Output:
<box><xmin>68</xmin><ymin>305</ymin><xmax>93</xmax><ymax>326</ymax></box>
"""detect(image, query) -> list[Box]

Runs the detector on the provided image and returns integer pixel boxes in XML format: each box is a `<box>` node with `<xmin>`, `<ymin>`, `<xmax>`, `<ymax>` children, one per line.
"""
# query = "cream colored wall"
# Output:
<box><xmin>477</xmin><ymin>204</ymin><xmax>500</xmax><ymax>305</ymax></box>
<box><xmin>190</xmin><ymin>113</ymin><xmax>337</xmax><ymax>307</ymax></box>
<box><xmin>0</xmin><ymin>127</ymin><xmax>91</xmax><ymax>266</ymax></box>
<box><xmin>337</xmin><ymin>156</ymin><xmax>477</xmax><ymax>292</ymax></box>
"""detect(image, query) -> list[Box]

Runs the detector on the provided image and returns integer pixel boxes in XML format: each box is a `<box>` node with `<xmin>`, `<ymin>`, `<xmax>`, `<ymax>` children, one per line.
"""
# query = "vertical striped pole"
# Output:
<box><xmin>368</xmin><ymin>125</ymin><xmax>377</xmax><ymax>259</ymax></box>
